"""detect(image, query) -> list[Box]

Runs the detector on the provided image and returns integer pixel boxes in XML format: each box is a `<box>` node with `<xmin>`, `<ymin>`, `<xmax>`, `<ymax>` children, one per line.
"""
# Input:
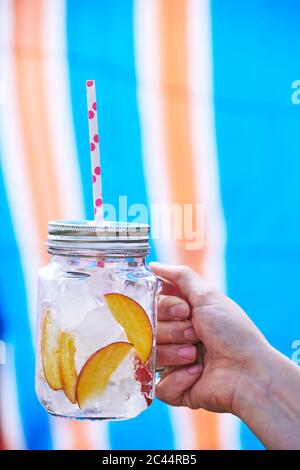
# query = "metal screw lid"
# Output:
<box><xmin>47</xmin><ymin>220</ymin><xmax>150</xmax><ymax>253</ymax></box>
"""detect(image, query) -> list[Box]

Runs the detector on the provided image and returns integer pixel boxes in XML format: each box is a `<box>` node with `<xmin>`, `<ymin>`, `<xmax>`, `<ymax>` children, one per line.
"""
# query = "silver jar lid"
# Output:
<box><xmin>47</xmin><ymin>220</ymin><xmax>150</xmax><ymax>254</ymax></box>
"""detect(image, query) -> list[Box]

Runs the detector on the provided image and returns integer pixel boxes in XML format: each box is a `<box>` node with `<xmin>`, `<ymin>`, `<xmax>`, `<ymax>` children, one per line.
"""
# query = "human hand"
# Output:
<box><xmin>150</xmin><ymin>262</ymin><xmax>271</xmax><ymax>415</ymax></box>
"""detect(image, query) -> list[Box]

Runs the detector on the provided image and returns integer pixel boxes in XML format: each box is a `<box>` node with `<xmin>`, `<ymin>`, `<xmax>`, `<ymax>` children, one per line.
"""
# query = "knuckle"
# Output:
<box><xmin>190</xmin><ymin>286</ymin><xmax>216</xmax><ymax>306</ymax></box>
<box><xmin>189</xmin><ymin>292</ymin><xmax>203</xmax><ymax>306</ymax></box>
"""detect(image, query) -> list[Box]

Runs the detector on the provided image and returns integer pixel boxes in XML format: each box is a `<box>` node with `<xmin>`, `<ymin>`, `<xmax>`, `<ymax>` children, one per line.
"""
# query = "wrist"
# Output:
<box><xmin>232</xmin><ymin>344</ymin><xmax>300</xmax><ymax>449</ymax></box>
<box><xmin>231</xmin><ymin>342</ymin><xmax>276</xmax><ymax>420</ymax></box>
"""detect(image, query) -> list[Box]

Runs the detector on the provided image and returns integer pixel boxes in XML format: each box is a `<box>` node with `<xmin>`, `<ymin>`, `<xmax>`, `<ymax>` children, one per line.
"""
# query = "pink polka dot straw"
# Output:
<box><xmin>86</xmin><ymin>79</ymin><xmax>103</xmax><ymax>222</ymax></box>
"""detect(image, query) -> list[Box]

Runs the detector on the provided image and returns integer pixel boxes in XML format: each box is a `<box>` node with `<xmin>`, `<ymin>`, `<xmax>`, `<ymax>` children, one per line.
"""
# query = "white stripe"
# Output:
<box><xmin>168</xmin><ymin>406</ymin><xmax>195</xmax><ymax>450</ymax></box>
<box><xmin>134</xmin><ymin>0</ymin><xmax>179</xmax><ymax>264</ymax></box>
<box><xmin>85</xmin><ymin>421</ymin><xmax>110</xmax><ymax>450</ymax></box>
<box><xmin>0</xmin><ymin>346</ymin><xmax>25</xmax><ymax>449</ymax></box>
<box><xmin>187</xmin><ymin>0</ymin><xmax>227</xmax><ymax>292</ymax></box>
<box><xmin>187</xmin><ymin>0</ymin><xmax>240</xmax><ymax>449</ymax></box>
<box><xmin>51</xmin><ymin>419</ymin><xmax>110</xmax><ymax>450</ymax></box>
<box><xmin>42</xmin><ymin>0</ymin><xmax>84</xmax><ymax>220</ymax></box>
<box><xmin>42</xmin><ymin>0</ymin><xmax>109</xmax><ymax>450</ymax></box>
<box><xmin>0</xmin><ymin>0</ymin><xmax>41</xmax><ymax>339</ymax></box>
<box><xmin>218</xmin><ymin>414</ymin><xmax>241</xmax><ymax>450</ymax></box>
<box><xmin>50</xmin><ymin>418</ymin><xmax>73</xmax><ymax>450</ymax></box>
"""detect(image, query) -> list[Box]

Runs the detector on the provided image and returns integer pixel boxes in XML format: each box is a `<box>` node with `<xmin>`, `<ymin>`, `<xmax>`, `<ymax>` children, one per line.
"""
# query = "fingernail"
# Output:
<box><xmin>184</xmin><ymin>327</ymin><xmax>197</xmax><ymax>341</ymax></box>
<box><xmin>187</xmin><ymin>364</ymin><xmax>202</xmax><ymax>375</ymax></box>
<box><xmin>178</xmin><ymin>346</ymin><xmax>196</xmax><ymax>360</ymax></box>
<box><xmin>169</xmin><ymin>303</ymin><xmax>188</xmax><ymax>319</ymax></box>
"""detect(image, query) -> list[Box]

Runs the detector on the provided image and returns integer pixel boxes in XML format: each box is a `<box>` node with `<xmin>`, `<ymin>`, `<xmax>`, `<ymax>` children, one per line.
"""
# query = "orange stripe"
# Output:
<box><xmin>12</xmin><ymin>0</ymin><xmax>93</xmax><ymax>450</ymax></box>
<box><xmin>158</xmin><ymin>0</ymin><xmax>219</xmax><ymax>449</ymax></box>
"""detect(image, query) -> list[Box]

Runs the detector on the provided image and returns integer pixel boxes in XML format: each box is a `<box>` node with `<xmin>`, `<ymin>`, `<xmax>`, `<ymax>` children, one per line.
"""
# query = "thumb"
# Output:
<box><xmin>149</xmin><ymin>262</ymin><xmax>208</xmax><ymax>306</ymax></box>
<box><xmin>156</xmin><ymin>364</ymin><xmax>202</xmax><ymax>406</ymax></box>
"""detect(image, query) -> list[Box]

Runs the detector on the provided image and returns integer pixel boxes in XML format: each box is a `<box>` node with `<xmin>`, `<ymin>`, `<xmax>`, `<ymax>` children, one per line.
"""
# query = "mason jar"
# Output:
<box><xmin>35</xmin><ymin>220</ymin><xmax>158</xmax><ymax>421</ymax></box>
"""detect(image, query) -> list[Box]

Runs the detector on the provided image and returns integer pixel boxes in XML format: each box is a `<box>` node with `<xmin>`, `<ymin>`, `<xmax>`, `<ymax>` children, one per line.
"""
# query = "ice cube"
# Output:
<box><xmin>54</xmin><ymin>275</ymin><xmax>98</xmax><ymax>329</ymax></box>
<box><xmin>123</xmin><ymin>278</ymin><xmax>153</xmax><ymax>313</ymax></box>
<box><xmin>74</xmin><ymin>305</ymin><xmax>127</xmax><ymax>372</ymax></box>
<box><xmin>87</xmin><ymin>267</ymin><xmax>125</xmax><ymax>298</ymax></box>
<box><xmin>39</xmin><ymin>263</ymin><xmax>62</xmax><ymax>302</ymax></box>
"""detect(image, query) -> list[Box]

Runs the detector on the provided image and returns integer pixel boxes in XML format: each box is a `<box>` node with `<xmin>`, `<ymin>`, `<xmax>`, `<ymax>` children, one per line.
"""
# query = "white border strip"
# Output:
<box><xmin>86</xmin><ymin>421</ymin><xmax>110</xmax><ymax>450</ymax></box>
<box><xmin>42</xmin><ymin>0</ymin><xmax>84</xmax><ymax>220</ymax></box>
<box><xmin>42</xmin><ymin>0</ymin><xmax>107</xmax><ymax>450</ymax></box>
<box><xmin>168</xmin><ymin>405</ymin><xmax>195</xmax><ymax>450</ymax></box>
<box><xmin>50</xmin><ymin>419</ymin><xmax>110</xmax><ymax>450</ymax></box>
<box><xmin>187</xmin><ymin>0</ymin><xmax>240</xmax><ymax>449</ymax></box>
<box><xmin>187</xmin><ymin>0</ymin><xmax>227</xmax><ymax>292</ymax></box>
<box><xmin>218</xmin><ymin>413</ymin><xmax>241</xmax><ymax>450</ymax></box>
<box><xmin>134</xmin><ymin>0</ymin><xmax>179</xmax><ymax>265</ymax></box>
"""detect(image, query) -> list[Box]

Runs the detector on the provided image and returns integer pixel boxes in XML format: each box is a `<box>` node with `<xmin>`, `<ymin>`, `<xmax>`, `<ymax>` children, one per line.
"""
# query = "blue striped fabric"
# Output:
<box><xmin>1</xmin><ymin>0</ymin><xmax>299</xmax><ymax>450</ymax></box>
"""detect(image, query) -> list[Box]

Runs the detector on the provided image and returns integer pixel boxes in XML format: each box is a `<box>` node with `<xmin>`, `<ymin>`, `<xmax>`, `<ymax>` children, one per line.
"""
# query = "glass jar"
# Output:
<box><xmin>35</xmin><ymin>221</ymin><xmax>158</xmax><ymax>421</ymax></box>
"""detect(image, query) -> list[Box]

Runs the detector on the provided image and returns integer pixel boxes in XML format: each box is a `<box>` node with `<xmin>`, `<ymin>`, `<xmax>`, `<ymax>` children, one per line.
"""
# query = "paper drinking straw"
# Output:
<box><xmin>86</xmin><ymin>79</ymin><xmax>103</xmax><ymax>222</ymax></box>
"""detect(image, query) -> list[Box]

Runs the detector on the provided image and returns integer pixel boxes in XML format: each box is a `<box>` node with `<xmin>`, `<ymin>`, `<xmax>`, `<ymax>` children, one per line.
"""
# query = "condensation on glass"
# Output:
<box><xmin>35</xmin><ymin>221</ymin><xmax>158</xmax><ymax>421</ymax></box>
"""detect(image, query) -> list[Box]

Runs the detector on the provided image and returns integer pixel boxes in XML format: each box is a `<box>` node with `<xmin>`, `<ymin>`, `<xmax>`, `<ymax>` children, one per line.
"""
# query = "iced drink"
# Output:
<box><xmin>35</xmin><ymin>221</ymin><xmax>158</xmax><ymax>420</ymax></box>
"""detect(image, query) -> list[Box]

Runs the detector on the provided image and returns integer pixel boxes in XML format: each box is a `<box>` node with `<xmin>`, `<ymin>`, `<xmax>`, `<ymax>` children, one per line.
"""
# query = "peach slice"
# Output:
<box><xmin>76</xmin><ymin>342</ymin><xmax>133</xmax><ymax>408</ymax></box>
<box><xmin>60</xmin><ymin>332</ymin><xmax>77</xmax><ymax>404</ymax></box>
<box><xmin>104</xmin><ymin>293</ymin><xmax>153</xmax><ymax>363</ymax></box>
<box><xmin>41</xmin><ymin>310</ymin><xmax>62</xmax><ymax>390</ymax></box>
